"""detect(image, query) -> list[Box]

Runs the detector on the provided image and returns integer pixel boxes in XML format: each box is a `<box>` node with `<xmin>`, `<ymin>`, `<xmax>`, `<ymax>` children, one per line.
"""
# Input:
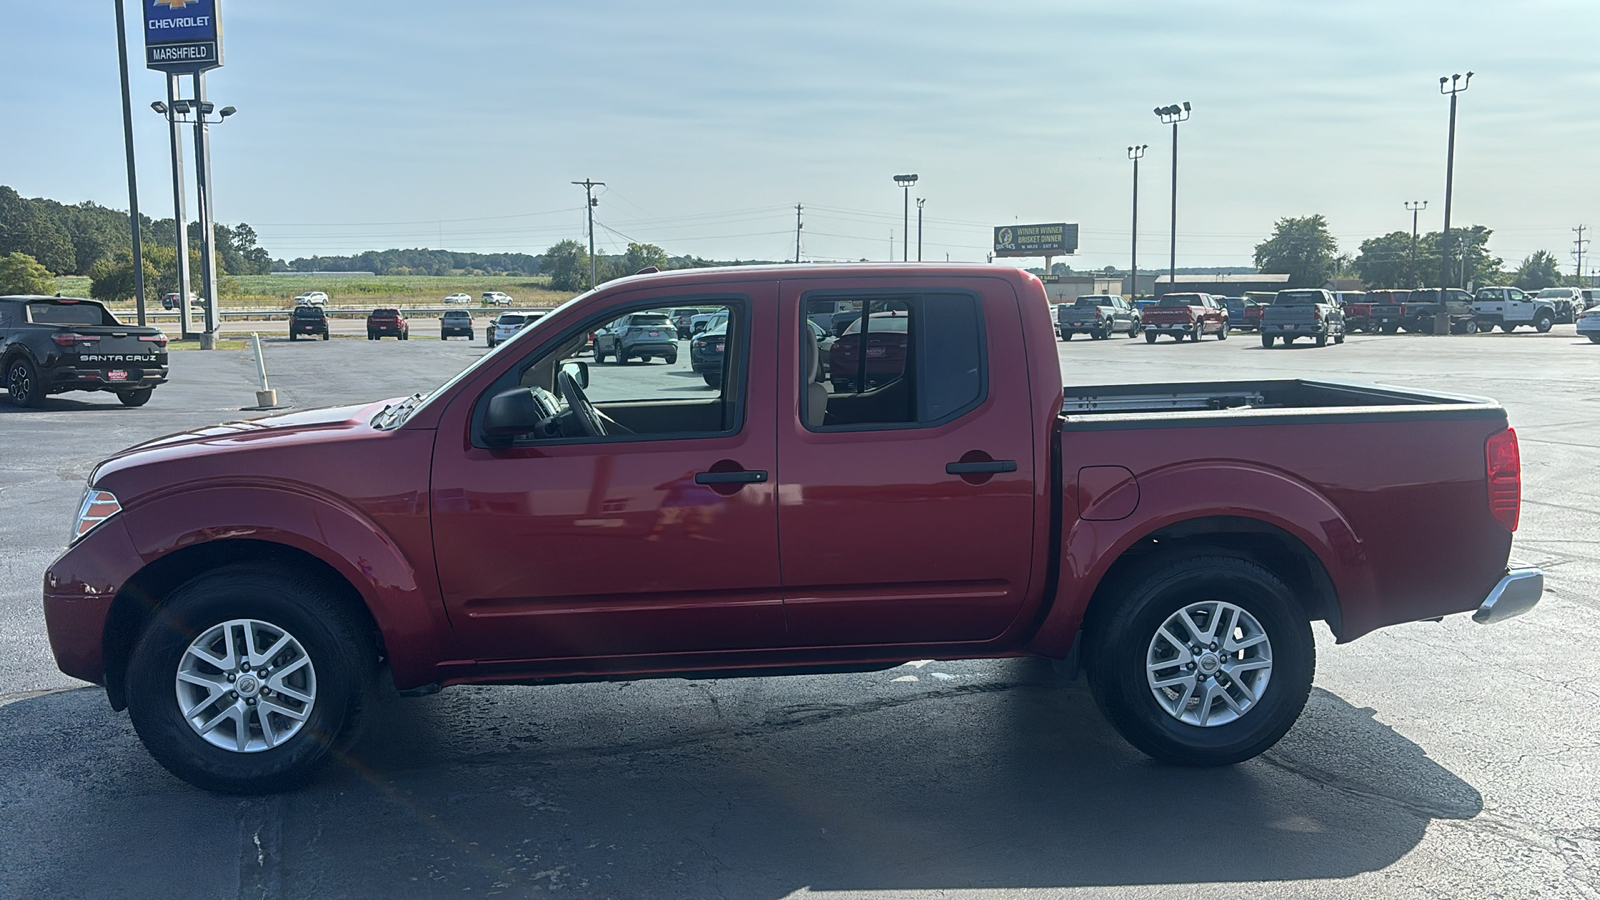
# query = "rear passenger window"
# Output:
<box><xmin>801</xmin><ymin>293</ymin><xmax>985</xmax><ymax>431</ymax></box>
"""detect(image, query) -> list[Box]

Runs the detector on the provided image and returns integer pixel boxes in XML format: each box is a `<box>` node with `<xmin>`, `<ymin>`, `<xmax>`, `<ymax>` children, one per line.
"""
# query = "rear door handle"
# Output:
<box><xmin>695</xmin><ymin>470</ymin><xmax>769</xmax><ymax>484</ymax></box>
<box><xmin>946</xmin><ymin>460</ymin><xmax>1017</xmax><ymax>475</ymax></box>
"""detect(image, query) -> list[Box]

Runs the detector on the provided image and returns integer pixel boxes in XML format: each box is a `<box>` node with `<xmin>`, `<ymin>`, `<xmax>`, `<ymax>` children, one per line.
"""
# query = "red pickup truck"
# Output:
<box><xmin>43</xmin><ymin>264</ymin><xmax>1541</xmax><ymax>793</ymax></box>
<box><xmin>1141</xmin><ymin>292</ymin><xmax>1230</xmax><ymax>342</ymax></box>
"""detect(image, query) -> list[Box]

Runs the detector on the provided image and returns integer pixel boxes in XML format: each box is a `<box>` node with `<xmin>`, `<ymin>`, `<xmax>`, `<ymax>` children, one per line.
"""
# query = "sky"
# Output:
<box><xmin>3</xmin><ymin>0</ymin><xmax>1599</xmax><ymax>274</ymax></box>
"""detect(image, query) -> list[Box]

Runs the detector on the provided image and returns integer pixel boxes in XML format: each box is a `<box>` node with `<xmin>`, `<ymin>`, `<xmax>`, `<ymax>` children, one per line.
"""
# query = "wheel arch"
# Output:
<box><xmin>102</xmin><ymin>538</ymin><xmax>384</xmax><ymax>711</ymax></box>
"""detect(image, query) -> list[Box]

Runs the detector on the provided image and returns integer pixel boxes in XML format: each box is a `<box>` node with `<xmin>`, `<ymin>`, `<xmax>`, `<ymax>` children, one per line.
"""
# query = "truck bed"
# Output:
<box><xmin>1059</xmin><ymin>379</ymin><xmax>1499</xmax><ymax>424</ymax></box>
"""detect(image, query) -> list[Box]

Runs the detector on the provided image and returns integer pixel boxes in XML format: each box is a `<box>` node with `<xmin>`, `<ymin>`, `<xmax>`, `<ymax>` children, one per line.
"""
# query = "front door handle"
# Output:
<box><xmin>695</xmin><ymin>470</ymin><xmax>769</xmax><ymax>485</ymax></box>
<box><xmin>946</xmin><ymin>460</ymin><xmax>1017</xmax><ymax>475</ymax></box>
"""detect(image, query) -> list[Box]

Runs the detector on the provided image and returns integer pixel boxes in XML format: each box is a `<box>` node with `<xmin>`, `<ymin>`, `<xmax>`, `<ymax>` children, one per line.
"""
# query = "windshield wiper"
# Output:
<box><xmin>372</xmin><ymin>392</ymin><xmax>427</xmax><ymax>430</ymax></box>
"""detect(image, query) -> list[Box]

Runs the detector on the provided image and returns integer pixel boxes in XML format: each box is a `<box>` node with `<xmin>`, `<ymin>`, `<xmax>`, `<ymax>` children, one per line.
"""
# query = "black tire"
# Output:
<box><xmin>1536</xmin><ymin>314</ymin><xmax>1554</xmax><ymax>334</ymax></box>
<box><xmin>1284</xmin><ymin>336</ymin><xmax>1296</xmax><ymax>345</ymax></box>
<box><xmin>1382</xmin><ymin>325</ymin><xmax>1398</xmax><ymax>335</ymax></box>
<box><xmin>1501</xmin><ymin>324</ymin><xmax>1516</xmax><ymax>333</ymax></box>
<box><xmin>1189</xmin><ymin>324</ymin><xmax>1202</xmax><ymax>342</ymax></box>
<box><xmin>1589</xmin><ymin>335</ymin><xmax>1600</xmax><ymax>344</ymax></box>
<box><xmin>1315</xmin><ymin>333</ymin><xmax>1328</xmax><ymax>347</ymax></box>
<box><xmin>290</xmin><ymin>333</ymin><xmax>298</xmax><ymax>342</ymax></box>
<box><xmin>1129</xmin><ymin>321</ymin><xmax>1141</xmax><ymax>337</ymax></box>
<box><xmin>703</xmin><ymin>372</ymin><xmax>722</xmax><ymax>388</ymax></box>
<box><xmin>1145</xmin><ymin>331</ymin><xmax>1158</xmax><ymax>344</ymax></box>
<box><xmin>1462</xmin><ymin>319</ymin><xmax>1478</xmax><ymax>335</ymax></box>
<box><xmin>640</xmin><ymin>355</ymin><xmax>653</xmax><ymax>363</ymax></box>
<box><xmin>1261</xmin><ymin>334</ymin><xmax>1274</xmax><ymax>348</ymax></box>
<box><xmin>665</xmin><ymin>351</ymin><xmax>679</xmax><ymax>365</ymax></box>
<box><xmin>321</xmin><ymin>332</ymin><xmax>329</xmax><ymax>341</ymax></box>
<box><xmin>125</xmin><ymin>564</ymin><xmax>377</xmax><ymax>794</ymax></box>
<box><xmin>1098</xmin><ymin>323</ymin><xmax>1111</xmax><ymax>341</ymax></box>
<box><xmin>400</xmin><ymin>333</ymin><xmax>408</xmax><ymax>341</ymax></box>
<box><xmin>1218</xmin><ymin>323</ymin><xmax>1229</xmax><ymax>341</ymax></box>
<box><xmin>593</xmin><ymin>344</ymin><xmax>606</xmax><ymax>364</ymax></box>
<box><xmin>1063</xmin><ymin>331</ymin><xmax>1074</xmax><ymax>341</ymax></box>
<box><xmin>117</xmin><ymin>388</ymin><xmax>154</xmax><ymax>407</ymax></box>
<box><xmin>440</xmin><ymin>335</ymin><xmax>447</xmax><ymax>340</ymax></box>
<box><xmin>1334</xmin><ymin>329</ymin><xmax>1345</xmax><ymax>345</ymax></box>
<box><xmin>1085</xmin><ymin>554</ymin><xmax>1315</xmax><ymax>766</ymax></box>
<box><xmin>5</xmin><ymin>356</ymin><xmax>43</xmax><ymax>408</ymax></box>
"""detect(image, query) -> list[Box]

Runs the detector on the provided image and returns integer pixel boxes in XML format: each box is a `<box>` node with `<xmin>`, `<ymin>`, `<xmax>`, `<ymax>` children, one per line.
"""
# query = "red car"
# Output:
<box><xmin>827</xmin><ymin>308</ymin><xmax>908</xmax><ymax>392</ymax></box>
<box><xmin>366</xmin><ymin>308</ymin><xmax>409</xmax><ymax>340</ymax></box>
<box><xmin>44</xmin><ymin>264</ymin><xmax>1539</xmax><ymax>793</ymax></box>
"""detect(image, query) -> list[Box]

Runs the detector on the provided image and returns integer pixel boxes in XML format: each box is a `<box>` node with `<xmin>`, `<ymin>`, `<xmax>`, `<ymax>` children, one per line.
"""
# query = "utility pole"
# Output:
<box><xmin>1574</xmin><ymin>225</ymin><xmax>1589</xmax><ymax>287</ymax></box>
<box><xmin>1154</xmin><ymin>103</ymin><xmax>1191</xmax><ymax>295</ymax></box>
<box><xmin>572</xmin><ymin>179</ymin><xmax>604</xmax><ymax>289</ymax></box>
<box><xmin>114</xmin><ymin>0</ymin><xmax>146</xmax><ymax>326</ymax></box>
<box><xmin>915</xmin><ymin>198</ymin><xmax>925</xmax><ymax>262</ymax></box>
<box><xmin>1129</xmin><ymin>144</ymin><xmax>1147</xmax><ymax>298</ymax></box>
<box><xmin>1437</xmin><ymin>72</ymin><xmax>1472</xmax><ymax>334</ymax></box>
<box><xmin>1405</xmin><ymin>201</ymin><xmax>1427</xmax><ymax>286</ymax></box>
<box><xmin>794</xmin><ymin>203</ymin><xmax>803</xmax><ymax>263</ymax></box>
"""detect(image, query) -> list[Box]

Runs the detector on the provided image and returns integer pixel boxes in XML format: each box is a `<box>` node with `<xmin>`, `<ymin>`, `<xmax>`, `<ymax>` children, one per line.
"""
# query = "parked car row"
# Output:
<box><xmin>1055</xmin><ymin>285</ymin><xmax>1599</xmax><ymax>349</ymax></box>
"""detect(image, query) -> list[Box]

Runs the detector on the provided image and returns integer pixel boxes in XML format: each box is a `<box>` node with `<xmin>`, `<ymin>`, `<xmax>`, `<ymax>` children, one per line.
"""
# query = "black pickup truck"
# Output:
<box><xmin>1</xmin><ymin>295</ymin><xmax>169</xmax><ymax>408</ymax></box>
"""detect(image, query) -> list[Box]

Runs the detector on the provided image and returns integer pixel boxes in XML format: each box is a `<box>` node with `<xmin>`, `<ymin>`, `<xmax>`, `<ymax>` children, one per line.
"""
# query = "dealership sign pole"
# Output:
<box><xmin>144</xmin><ymin>0</ymin><xmax>223</xmax><ymax>346</ymax></box>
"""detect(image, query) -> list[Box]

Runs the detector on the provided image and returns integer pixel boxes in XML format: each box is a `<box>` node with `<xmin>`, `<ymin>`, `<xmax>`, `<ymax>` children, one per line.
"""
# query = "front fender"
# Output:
<box><xmin>1029</xmin><ymin>460</ymin><xmax>1371</xmax><ymax>656</ymax></box>
<box><xmin>117</xmin><ymin>482</ymin><xmax>452</xmax><ymax>688</ymax></box>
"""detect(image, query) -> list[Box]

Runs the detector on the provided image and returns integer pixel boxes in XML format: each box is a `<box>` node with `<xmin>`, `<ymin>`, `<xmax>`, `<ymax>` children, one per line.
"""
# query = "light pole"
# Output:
<box><xmin>894</xmin><ymin>174</ymin><xmax>918</xmax><ymax>262</ymax></box>
<box><xmin>1129</xmin><ymin>144</ymin><xmax>1148</xmax><ymax>298</ymax></box>
<box><xmin>1436</xmin><ymin>72</ymin><xmax>1472</xmax><ymax>334</ymax></box>
<box><xmin>1404</xmin><ymin>200</ymin><xmax>1427</xmax><ymax>287</ymax></box>
<box><xmin>114</xmin><ymin>0</ymin><xmax>146</xmax><ymax>326</ymax></box>
<box><xmin>915</xmin><ymin>198</ymin><xmax>925</xmax><ymax>262</ymax></box>
<box><xmin>1154</xmin><ymin>103</ymin><xmax>1191</xmax><ymax>294</ymax></box>
<box><xmin>153</xmin><ymin>97</ymin><xmax>234</xmax><ymax>347</ymax></box>
<box><xmin>572</xmin><ymin>179</ymin><xmax>604</xmax><ymax>288</ymax></box>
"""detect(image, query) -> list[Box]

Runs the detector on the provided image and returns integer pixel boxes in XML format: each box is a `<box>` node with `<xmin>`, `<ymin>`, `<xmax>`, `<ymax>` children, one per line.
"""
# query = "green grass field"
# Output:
<box><xmin>56</xmin><ymin>273</ymin><xmax>577</xmax><ymax>310</ymax></box>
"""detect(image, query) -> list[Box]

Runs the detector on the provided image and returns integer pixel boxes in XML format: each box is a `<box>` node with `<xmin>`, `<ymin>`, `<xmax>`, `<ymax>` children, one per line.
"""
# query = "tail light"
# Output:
<box><xmin>1485</xmin><ymin>428</ymin><xmax>1521</xmax><ymax>532</ymax></box>
<box><xmin>1313</xmin><ymin>307</ymin><xmax>1323</xmax><ymax>321</ymax></box>
<box><xmin>52</xmin><ymin>333</ymin><xmax>100</xmax><ymax>347</ymax></box>
<box><xmin>139</xmin><ymin>334</ymin><xmax>168</xmax><ymax>346</ymax></box>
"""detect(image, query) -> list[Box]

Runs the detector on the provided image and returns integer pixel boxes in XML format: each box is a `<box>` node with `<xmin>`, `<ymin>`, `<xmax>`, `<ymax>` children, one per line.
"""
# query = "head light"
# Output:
<box><xmin>72</xmin><ymin>488</ymin><xmax>121</xmax><ymax>544</ymax></box>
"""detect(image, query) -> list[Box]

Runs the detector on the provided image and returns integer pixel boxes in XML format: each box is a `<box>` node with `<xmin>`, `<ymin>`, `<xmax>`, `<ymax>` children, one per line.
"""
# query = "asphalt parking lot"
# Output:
<box><xmin>1</xmin><ymin>325</ymin><xmax>1597</xmax><ymax>898</ymax></box>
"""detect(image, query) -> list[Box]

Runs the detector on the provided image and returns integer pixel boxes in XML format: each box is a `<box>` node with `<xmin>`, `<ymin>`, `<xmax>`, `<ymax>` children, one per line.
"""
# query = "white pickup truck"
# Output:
<box><xmin>1472</xmin><ymin>287</ymin><xmax>1556</xmax><ymax>334</ymax></box>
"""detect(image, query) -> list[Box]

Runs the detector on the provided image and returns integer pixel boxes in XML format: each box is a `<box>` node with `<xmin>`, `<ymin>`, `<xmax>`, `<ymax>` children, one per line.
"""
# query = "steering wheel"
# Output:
<box><xmin>555</xmin><ymin>369</ymin><xmax>606</xmax><ymax>438</ymax></box>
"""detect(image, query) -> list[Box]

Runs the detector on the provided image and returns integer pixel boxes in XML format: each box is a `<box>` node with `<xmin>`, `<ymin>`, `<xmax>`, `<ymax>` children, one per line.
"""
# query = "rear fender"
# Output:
<box><xmin>1029</xmin><ymin>460</ymin><xmax>1370</xmax><ymax>656</ymax></box>
<box><xmin>115</xmin><ymin>484</ymin><xmax>451</xmax><ymax>689</ymax></box>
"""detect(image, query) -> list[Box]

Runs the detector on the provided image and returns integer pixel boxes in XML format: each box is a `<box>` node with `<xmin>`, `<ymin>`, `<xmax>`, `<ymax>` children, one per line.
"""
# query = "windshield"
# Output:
<box><xmin>1073</xmin><ymin>297</ymin><xmax>1109</xmax><ymax>308</ymax></box>
<box><xmin>630</xmin><ymin>315</ymin><xmax>672</xmax><ymax>326</ymax></box>
<box><xmin>28</xmin><ymin>300</ymin><xmax>114</xmax><ymax>326</ymax></box>
<box><xmin>1274</xmin><ymin>291</ymin><xmax>1324</xmax><ymax>305</ymax></box>
<box><xmin>498</xmin><ymin>315</ymin><xmax>526</xmax><ymax>326</ymax></box>
<box><xmin>293</xmin><ymin>307</ymin><xmax>322</xmax><ymax>318</ymax></box>
<box><xmin>1536</xmin><ymin>289</ymin><xmax>1569</xmax><ymax>298</ymax></box>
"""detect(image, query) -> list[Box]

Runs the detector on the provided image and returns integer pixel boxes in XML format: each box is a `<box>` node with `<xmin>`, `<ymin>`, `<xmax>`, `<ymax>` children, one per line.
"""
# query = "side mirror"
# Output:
<box><xmin>484</xmin><ymin>388</ymin><xmax>545</xmax><ymax>437</ymax></box>
<box><xmin>561</xmin><ymin>360</ymin><xmax>589</xmax><ymax>389</ymax></box>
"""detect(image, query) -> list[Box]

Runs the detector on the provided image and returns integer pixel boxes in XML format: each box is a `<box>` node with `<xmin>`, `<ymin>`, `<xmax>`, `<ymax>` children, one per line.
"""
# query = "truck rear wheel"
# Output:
<box><xmin>1589</xmin><ymin>335</ymin><xmax>1600</xmax><ymax>344</ymax></box>
<box><xmin>1261</xmin><ymin>334</ymin><xmax>1274</xmax><ymax>348</ymax></box>
<box><xmin>1145</xmin><ymin>331</ymin><xmax>1157</xmax><ymax>344</ymax></box>
<box><xmin>117</xmin><ymin>388</ymin><xmax>154</xmax><ymax>407</ymax></box>
<box><xmin>1315</xmin><ymin>333</ymin><xmax>1328</xmax><ymax>347</ymax></box>
<box><xmin>1062</xmin><ymin>331</ymin><xmax>1073</xmax><ymax>341</ymax></box>
<box><xmin>125</xmin><ymin>564</ymin><xmax>376</xmax><ymax>794</ymax></box>
<box><xmin>1085</xmin><ymin>555</ymin><xmax>1315</xmax><ymax>766</ymax></box>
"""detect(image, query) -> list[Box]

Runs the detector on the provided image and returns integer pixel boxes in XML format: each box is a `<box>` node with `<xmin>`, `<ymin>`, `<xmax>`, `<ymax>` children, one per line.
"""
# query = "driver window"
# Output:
<box><xmin>485</xmin><ymin>300</ymin><xmax>746</xmax><ymax>445</ymax></box>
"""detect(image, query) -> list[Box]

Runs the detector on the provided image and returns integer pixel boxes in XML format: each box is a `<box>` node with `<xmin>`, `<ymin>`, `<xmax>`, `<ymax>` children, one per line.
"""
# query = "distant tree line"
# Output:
<box><xmin>279</xmin><ymin>248</ymin><xmax>543</xmax><ymax>277</ymax></box>
<box><xmin>0</xmin><ymin>185</ymin><xmax>272</xmax><ymax>279</ymax></box>
<box><xmin>1252</xmin><ymin>214</ymin><xmax>1586</xmax><ymax>291</ymax></box>
<box><xmin>540</xmin><ymin>240</ymin><xmax>741</xmax><ymax>291</ymax></box>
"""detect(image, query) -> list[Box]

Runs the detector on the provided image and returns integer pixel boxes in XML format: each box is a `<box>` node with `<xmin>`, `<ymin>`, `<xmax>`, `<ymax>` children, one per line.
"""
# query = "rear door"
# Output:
<box><xmin>775</xmin><ymin>277</ymin><xmax>1038</xmax><ymax>647</ymax></box>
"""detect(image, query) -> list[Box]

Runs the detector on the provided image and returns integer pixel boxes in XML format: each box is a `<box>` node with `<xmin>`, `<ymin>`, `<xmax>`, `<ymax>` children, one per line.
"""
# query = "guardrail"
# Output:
<box><xmin>134</xmin><ymin>305</ymin><xmax>555</xmax><ymax>321</ymax></box>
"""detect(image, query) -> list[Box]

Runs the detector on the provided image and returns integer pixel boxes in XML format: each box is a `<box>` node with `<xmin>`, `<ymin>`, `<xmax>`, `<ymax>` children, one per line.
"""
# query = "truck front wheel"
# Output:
<box><xmin>125</xmin><ymin>564</ymin><xmax>376</xmax><ymax>794</ymax></box>
<box><xmin>1535</xmin><ymin>313</ymin><xmax>1554</xmax><ymax>334</ymax></box>
<box><xmin>1086</xmin><ymin>555</ymin><xmax>1315</xmax><ymax>766</ymax></box>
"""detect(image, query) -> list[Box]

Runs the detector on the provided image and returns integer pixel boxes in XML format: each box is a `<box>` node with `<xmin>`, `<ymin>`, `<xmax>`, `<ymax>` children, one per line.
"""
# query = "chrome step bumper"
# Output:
<box><xmin>1473</xmin><ymin>566</ymin><xmax>1543</xmax><ymax>625</ymax></box>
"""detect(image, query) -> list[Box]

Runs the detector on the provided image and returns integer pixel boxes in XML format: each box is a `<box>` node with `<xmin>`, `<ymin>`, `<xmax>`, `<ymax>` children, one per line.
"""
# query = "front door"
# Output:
<box><xmin>430</xmin><ymin>285</ymin><xmax>784</xmax><ymax>662</ymax></box>
<box><xmin>774</xmin><ymin>279</ymin><xmax>1039</xmax><ymax>648</ymax></box>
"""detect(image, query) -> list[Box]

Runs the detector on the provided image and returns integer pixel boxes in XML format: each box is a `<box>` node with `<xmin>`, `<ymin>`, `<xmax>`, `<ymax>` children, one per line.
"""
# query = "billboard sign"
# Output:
<box><xmin>993</xmin><ymin>222</ymin><xmax>1078</xmax><ymax>258</ymax></box>
<box><xmin>144</xmin><ymin>0</ymin><xmax>223</xmax><ymax>72</ymax></box>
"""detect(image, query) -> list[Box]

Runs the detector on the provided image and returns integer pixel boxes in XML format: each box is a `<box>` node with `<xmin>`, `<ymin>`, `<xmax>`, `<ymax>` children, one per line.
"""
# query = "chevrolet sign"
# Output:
<box><xmin>144</xmin><ymin>0</ymin><xmax>223</xmax><ymax>73</ymax></box>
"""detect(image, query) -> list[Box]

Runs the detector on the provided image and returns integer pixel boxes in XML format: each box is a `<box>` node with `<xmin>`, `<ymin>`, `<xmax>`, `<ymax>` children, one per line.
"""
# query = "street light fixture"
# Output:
<box><xmin>1129</xmin><ymin>144</ymin><xmax>1148</xmax><ymax>298</ymax></box>
<box><xmin>893</xmin><ymin>174</ymin><xmax>918</xmax><ymax>262</ymax></box>
<box><xmin>915</xmin><ymin>197</ymin><xmax>925</xmax><ymax>262</ymax></box>
<box><xmin>1154</xmin><ymin>102</ymin><xmax>1191</xmax><ymax>294</ymax></box>
<box><xmin>1436</xmin><ymin>72</ymin><xmax>1472</xmax><ymax>334</ymax></box>
<box><xmin>151</xmin><ymin>95</ymin><xmax>236</xmax><ymax>346</ymax></box>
